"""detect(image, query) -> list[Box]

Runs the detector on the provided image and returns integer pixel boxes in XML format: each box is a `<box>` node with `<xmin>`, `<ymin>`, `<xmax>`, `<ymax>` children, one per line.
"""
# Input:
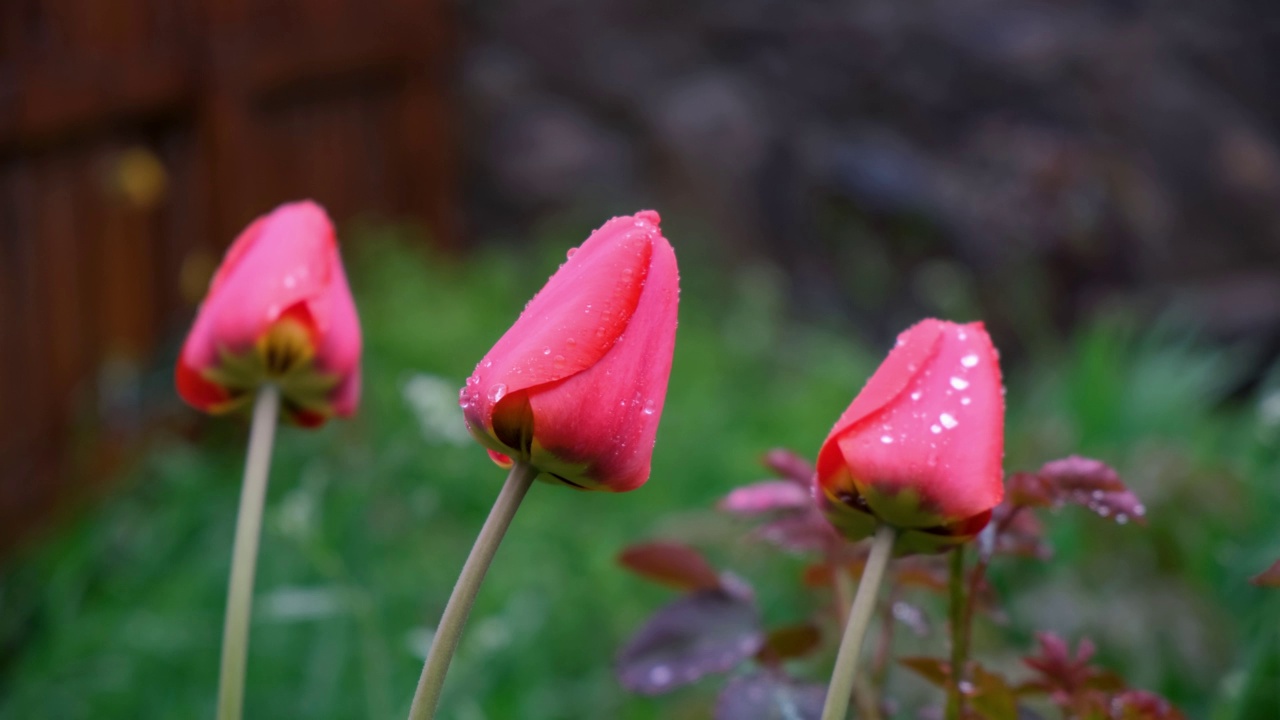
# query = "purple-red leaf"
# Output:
<box><xmin>899</xmin><ymin>658</ymin><xmax>1019</xmax><ymax>720</ymax></box>
<box><xmin>1111</xmin><ymin>689</ymin><xmax>1187</xmax><ymax>719</ymax></box>
<box><xmin>755</xmin><ymin>623</ymin><xmax>822</xmax><ymax>665</ymax></box>
<box><xmin>900</xmin><ymin>656</ymin><xmax>950</xmax><ymax>688</ymax></box>
<box><xmin>1021</xmin><ymin>633</ymin><xmax>1126</xmax><ymax>704</ymax></box>
<box><xmin>616</xmin><ymin>588</ymin><xmax>764</xmax><ymax>695</ymax></box>
<box><xmin>761</xmin><ymin>448</ymin><xmax>814</xmax><ymax>485</ymax></box>
<box><xmin>720</xmin><ymin>481</ymin><xmax>813</xmax><ymax>515</ymax></box>
<box><xmin>618</xmin><ymin>542</ymin><xmax>722</xmax><ymax>591</ymax></box>
<box><xmin>1250</xmin><ymin>558</ymin><xmax>1280</xmax><ymax>588</ymax></box>
<box><xmin>1007</xmin><ymin>456</ymin><xmax>1147</xmax><ymax>525</ymax></box>
<box><xmin>715</xmin><ymin>671</ymin><xmax>826</xmax><ymax>720</ymax></box>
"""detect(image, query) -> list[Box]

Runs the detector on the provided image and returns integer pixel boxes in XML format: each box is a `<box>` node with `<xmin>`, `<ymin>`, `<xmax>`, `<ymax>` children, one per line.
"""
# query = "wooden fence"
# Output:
<box><xmin>0</xmin><ymin>0</ymin><xmax>458</xmax><ymax>556</ymax></box>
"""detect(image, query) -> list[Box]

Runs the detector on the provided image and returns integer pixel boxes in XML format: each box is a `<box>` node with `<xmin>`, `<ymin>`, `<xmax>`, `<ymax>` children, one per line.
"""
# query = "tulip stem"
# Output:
<box><xmin>407</xmin><ymin>461</ymin><xmax>538</xmax><ymax>720</ymax></box>
<box><xmin>946</xmin><ymin>545</ymin><xmax>969</xmax><ymax>720</ymax></box>
<box><xmin>216</xmin><ymin>384</ymin><xmax>281</xmax><ymax>720</ymax></box>
<box><xmin>821</xmin><ymin>524</ymin><xmax>896</xmax><ymax>720</ymax></box>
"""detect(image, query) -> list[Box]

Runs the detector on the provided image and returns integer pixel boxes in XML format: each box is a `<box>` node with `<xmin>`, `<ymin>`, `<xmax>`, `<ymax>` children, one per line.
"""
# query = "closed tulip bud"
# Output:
<box><xmin>460</xmin><ymin>211</ymin><xmax>680</xmax><ymax>492</ymax></box>
<box><xmin>816</xmin><ymin>319</ymin><xmax>1004</xmax><ymax>553</ymax></box>
<box><xmin>176</xmin><ymin>201</ymin><xmax>362</xmax><ymax>427</ymax></box>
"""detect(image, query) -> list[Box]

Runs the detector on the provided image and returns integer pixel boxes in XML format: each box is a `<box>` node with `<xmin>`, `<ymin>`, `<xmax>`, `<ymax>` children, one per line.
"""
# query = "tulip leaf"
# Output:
<box><xmin>616</xmin><ymin>587</ymin><xmax>763</xmax><ymax>695</ymax></box>
<box><xmin>714</xmin><ymin>671</ymin><xmax>825</xmax><ymax>720</ymax></box>
<box><xmin>617</xmin><ymin>542</ymin><xmax>722</xmax><ymax>591</ymax></box>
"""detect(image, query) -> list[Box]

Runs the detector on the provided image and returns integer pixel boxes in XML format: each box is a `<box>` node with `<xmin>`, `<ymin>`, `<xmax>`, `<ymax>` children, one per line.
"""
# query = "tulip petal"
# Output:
<box><xmin>517</xmin><ymin>225</ymin><xmax>677</xmax><ymax>490</ymax></box>
<box><xmin>463</xmin><ymin>214</ymin><xmax>658</xmax><ymax>438</ymax></box>
<box><xmin>818</xmin><ymin>319</ymin><xmax>1005</xmax><ymax>534</ymax></box>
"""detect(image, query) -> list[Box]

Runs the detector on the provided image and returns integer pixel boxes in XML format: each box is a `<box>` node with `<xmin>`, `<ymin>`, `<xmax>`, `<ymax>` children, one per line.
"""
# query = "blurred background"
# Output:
<box><xmin>2</xmin><ymin>1</ymin><xmax>1280</xmax><ymax>718</ymax></box>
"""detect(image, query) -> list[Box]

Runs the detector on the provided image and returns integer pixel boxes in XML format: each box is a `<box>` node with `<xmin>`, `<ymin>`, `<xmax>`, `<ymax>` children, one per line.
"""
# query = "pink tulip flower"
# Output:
<box><xmin>816</xmin><ymin>319</ymin><xmax>1004</xmax><ymax>553</ymax></box>
<box><xmin>460</xmin><ymin>211</ymin><xmax>680</xmax><ymax>492</ymax></box>
<box><xmin>176</xmin><ymin>200</ymin><xmax>361</xmax><ymax>427</ymax></box>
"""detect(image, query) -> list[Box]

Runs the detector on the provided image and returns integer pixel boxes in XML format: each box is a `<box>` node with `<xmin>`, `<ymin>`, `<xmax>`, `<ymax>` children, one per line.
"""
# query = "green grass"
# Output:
<box><xmin>2</xmin><ymin>220</ymin><xmax>1278</xmax><ymax>719</ymax></box>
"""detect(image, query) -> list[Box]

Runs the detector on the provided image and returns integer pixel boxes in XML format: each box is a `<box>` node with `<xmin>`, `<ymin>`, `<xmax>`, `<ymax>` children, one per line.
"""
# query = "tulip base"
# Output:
<box><xmin>821</xmin><ymin>524</ymin><xmax>897</xmax><ymax>720</ymax></box>
<box><xmin>216</xmin><ymin>384</ymin><xmax>281</xmax><ymax>720</ymax></box>
<box><xmin>407</xmin><ymin>461</ymin><xmax>539</xmax><ymax>720</ymax></box>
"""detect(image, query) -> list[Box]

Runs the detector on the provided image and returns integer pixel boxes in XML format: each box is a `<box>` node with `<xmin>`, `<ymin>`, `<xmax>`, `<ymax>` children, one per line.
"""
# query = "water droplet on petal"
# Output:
<box><xmin>911</xmin><ymin>391</ymin><xmax>922</xmax><ymax>401</ymax></box>
<box><xmin>881</xmin><ymin>435</ymin><xmax>894</xmax><ymax>444</ymax></box>
<box><xmin>950</xmin><ymin>377</ymin><xmax>969</xmax><ymax>390</ymax></box>
<box><xmin>931</xmin><ymin>424</ymin><xmax>943</xmax><ymax>434</ymax></box>
<box><xmin>482</xmin><ymin>360</ymin><xmax>493</xmax><ymax>369</ymax></box>
<box><xmin>961</xmin><ymin>354</ymin><xmax>979</xmax><ymax>368</ymax></box>
<box><xmin>553</xmin><ymin>354</ymin><xmax>566</xmax><ymax>369</ymax></box>
<box><xmin>566</xmin><ymin>247</ymin><xmax>578</xmax><ymax>258</ymax></box>
<box><xmin>487</xmin><ymin>384</ymin><xmax>507</xmax><ymax>403</ymax></box>
<box><xmin>642</xmin><ymin>400</ymin><xmax>656</xmax><ymax>415</ymax></box>
<box><xmin>961</xmin><ymin>397</ymin><xmax>971</xmax><ymax>405</ymax></box>
<box><xmin>940</xmin><ymin>413</ymin><xmax>958</xmax><ymax>429</ymax></box>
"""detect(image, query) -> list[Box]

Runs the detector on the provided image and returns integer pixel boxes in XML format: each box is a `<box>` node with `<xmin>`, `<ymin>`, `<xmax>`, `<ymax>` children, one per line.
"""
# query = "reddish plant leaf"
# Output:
<box><xmin>761</xmin><ymin>448</ymin><xmax>814</xmax><ymax>485</ymax></box>
<box><xmin>991</xmin><ymin>505</ymin><xmax>1052</xmax><ymax>560</ymax></box>
<box><xmin>900</xmin><ymin>656</ymin><xmax>951</xmax><ymax>688</ymax></box>
<box><xmin>1111</xmin><ymin>690</ymin><xmax>1186</xmax><ymax>719</ymax></box>
<box><xmin>893</xmin><ymin>556</ymin><xmax>950</xmax><ymax>592</ymax></box>
<box><xmin>755</xmin><ymin>623</ymin><xmax>822</xmax><ymax>665</ymax></box>
<box><xmin>720</xmin><ymin>481</ymin><xmax>813</xmax><ymax>515</ymax></box>
<box><xmin>755</xmin><ymin>514</ymin><xmax>845</xmax><ymax>556</ymax></box>
<box><xmin>715</xmin><ymin>670</ymin><xmax>826</xmax><ymax>720</ymax></box>
<box><xmin>1250</xmin><ymin>558</ymin><xmax>1280</xmax><ymax>588</ymax></box>
<box><xmin>1007</xmin><ymin>457</ymin><xmax>1147</xmax><ymax>526</ymax></box>
<box><xmin>900</xmin><ymin>658</ymin><xmax>1019</xmax><ymax>720</ymax></box>
<box><xmin>1021</xmin><ymin>633</ymin><xmax>1126</xmax><ymax>707</ymax></box>
<box><xmin>967</xmin><ymin>664</ymin><xmax>1020</xmax><ymax>720</ymax></box>
<box><xmin>618</xmin><ymin>542</ymin><xmax>722</xmax><ymax>591</ymax></box>
<box><xmin>616</xmin><ymin>587</ymin><xmax>764</xmax><ymax>695</ymax></box>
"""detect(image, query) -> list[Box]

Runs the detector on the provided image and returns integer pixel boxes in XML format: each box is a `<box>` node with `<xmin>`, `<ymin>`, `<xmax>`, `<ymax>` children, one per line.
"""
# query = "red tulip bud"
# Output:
<box><xmin>176</xmin><ymin>201</ymin><xmax>362</xmax><ymax>427</ymax></box>
<box><xmin>816</xmin><ymin>319</ymin><xmax>1004</xmax><ymax>553</ymax></box>
<box><xmin>460</xmin><ymin>211</ymin><xmax>680</xmax><ymax>492</ymax></box>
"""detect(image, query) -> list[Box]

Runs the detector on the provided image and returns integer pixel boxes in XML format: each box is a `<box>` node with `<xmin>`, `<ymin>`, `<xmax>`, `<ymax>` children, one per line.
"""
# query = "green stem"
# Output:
<box><xmin>821</xmin><ymin>524</ymin><xmax>896</xmax><ymax>720</ymax></box>
<box><xmin>946</xmin><ymin>545</ymin><xmax>969</xmax><ymax>720</ymax></box>
<box><xmin>216</xmin><ymin>384</ymin><xmax>281</xmax><ymax>720</ymax></box>
<box><xmin>407</xmin><ymin>461</ymin><xmax>538</xmax><ymax>720</ymax></box>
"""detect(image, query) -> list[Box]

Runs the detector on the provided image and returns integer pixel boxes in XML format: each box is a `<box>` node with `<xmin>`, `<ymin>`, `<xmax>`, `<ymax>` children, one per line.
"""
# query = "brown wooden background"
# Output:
<box><xmin>0</xmin><ymin>0</ymin><xmax>458</xmax><ymax>557</ymax></box>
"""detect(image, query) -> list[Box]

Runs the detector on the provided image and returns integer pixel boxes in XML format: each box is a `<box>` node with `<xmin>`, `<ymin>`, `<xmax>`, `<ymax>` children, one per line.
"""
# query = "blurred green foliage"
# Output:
<box><xmin>1</xmin><ymin>220</ymin><xmax>1278</xmax><ymax>719</ymax></box>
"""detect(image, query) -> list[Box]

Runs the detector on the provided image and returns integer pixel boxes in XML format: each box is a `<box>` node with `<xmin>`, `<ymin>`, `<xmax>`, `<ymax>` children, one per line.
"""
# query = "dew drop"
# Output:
<box><xmin>961</xmin><ymin>354</ymin><xmax>979</xmax><ymax>368</ymax></box>
<box><xmin>958</xmin><ymin>330</ymin><xmax>968</xmax><ymax>341</ymax></box>
<box><xmin>482</xmin><ymin>360</ymin><xmax>493</xmax><ymax>369</ymax></box>
<box><xmin>931</xmin><ymin>424</ymin><xmax>942</xmax><ymax>434</ymax></box>
<box><xmin>466</xmin><ymin>374</ymin><xmax>480</xmax><ymax>387</ymax></box>
<box><xmin>950</xmin><ymin>377</ymin><xmax>970</xmax><ymax>390</ymax></box>
<box><xmin>566</xmin><ymin>337</ymin><xmax>577</xmax><ymax>347</ymax></box>
<box><xmin>566</xmin><ymin>247</ymin><xmax>578</xmax><ymax>258</ymax></box>
<box><xmin>911</xmin><ymin>391</ymin><xmax>922</xmax><ymax>401</ymax></box>
<box><xmin>543</xmin><ymin>347</ymin><xmax>551</xmax><ymax>355</ymax></box>
<box><xmin>940</xmin><ymin>413</ymin><xmax>958</xmax><ymax>429</ymax></box>
<box><xmin>881</xmin><ymin>435</ymin><xmax>894</xmax><ymax>444</ymax></box>
<box><xmin>642</xmin><ymin>400</ymin><xmax>656</xmax><ymax>415</ymax></box>
<box><xmin>553</xmin><ymin>354</ymin><xmax>566</xmax><ymax>369</ymax></box>
<box><xmin>487</xmin><ymin>384</ymin><xmax>507</xmax><ymax>403</ymax></box>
